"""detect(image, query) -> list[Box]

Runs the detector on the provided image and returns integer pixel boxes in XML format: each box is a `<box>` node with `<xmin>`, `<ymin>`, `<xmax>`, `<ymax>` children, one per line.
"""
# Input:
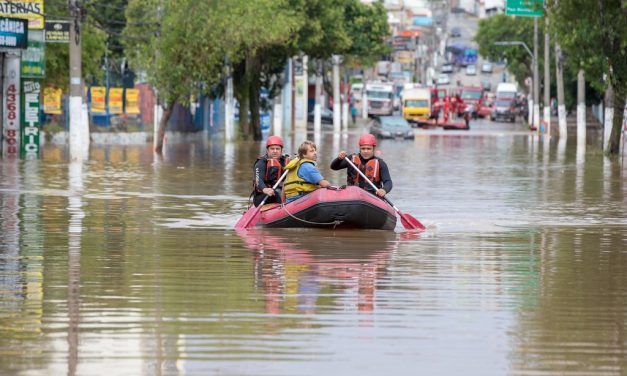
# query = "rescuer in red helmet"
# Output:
<box><xmin>252</xmin><ymin>135</ymin><xmax>290</xmax><ymax>207</ymax></box>
<box><xmin>330</xmin><ymin>133</ymin><xmax>393</xmax><ymax>198</ymax></box>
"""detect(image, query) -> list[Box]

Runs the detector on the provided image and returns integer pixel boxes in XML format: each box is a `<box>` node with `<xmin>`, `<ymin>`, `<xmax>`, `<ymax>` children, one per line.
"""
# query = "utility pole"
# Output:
<box><xmin>290</xmin><ymin>57</ymin><xmax>296</xmax><ymax>136</ymax></box>
<box><xmin>69</xmin><ymin>0</ymin><xmax>89</xmax><ymax>160</ymax></box>
<box><xmin>533</xmin><ymin>18</ymin><xmax>540</xmax><ymax>132</ymax></box>
<box><xmin>577</xmin><ymin>70</ymin><xmax>586</xmax><ymax>145</ymax></box>
<box><xmin>543</xmin><ymin>16</ymin><xmax>550</xmax><ymax>136</ymax></box>
<box><xmin>554</xmin><ymin>0</ymin><xmax>566</xmax><ymax>137</ymax></box>
<box><xmin>314</xmin><ymin>60</ymin><xmax>322</xmax><ymax>134</ymax></box>
<box><xmin>332</xmin><ymin>55</ymin><xmax>341</xmax><ymax>134</ymax></box>
<box><xmin>555</xmin><ymin>41</ymin><xmax>566</xmax><ymax>137</ymax></box>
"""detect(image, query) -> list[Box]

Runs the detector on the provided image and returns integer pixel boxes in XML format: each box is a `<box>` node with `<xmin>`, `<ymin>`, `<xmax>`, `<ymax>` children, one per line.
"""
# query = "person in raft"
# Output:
<box><xmin>330</xmin><ymin>133</ymin><xmax>393</xmax><ymax>198</ymax></box>
<box><xmin>283</xmin><ymin>140</ymin><xmax>331</xmax><ymax>204</ymax></box>
<box><xmin>252</xmin><ymin>135</ymin><xmax>290</xmax><ymax>207</ymax></box>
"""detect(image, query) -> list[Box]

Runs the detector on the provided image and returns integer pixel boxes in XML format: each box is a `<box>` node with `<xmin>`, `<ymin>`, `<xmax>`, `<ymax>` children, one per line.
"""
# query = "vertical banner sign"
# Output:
<box><xmin>125</xmin><ymin>89</ymin><xmax>140</xmax><ymax>114</ymax></box>
<box><xmin>43</xmin><ymin>87</ymin><xmax>62</xmax><ymax>114</ymax></box>
<box><xmin>2</xmin><ymin>54</ymin><xmax>21</xmax><ymax>158</ymax></box>
<box><xmin>21</xmin><ymin>29</ymin><xmax>45</xmax><ymax>78</ymax></box>
<box><xmin>90</xmin><ymin>87</ymin><xmax>106</xmax><ymax>113</ymax></box>
<box><xmin>21</xmin><ymin>80</ymin><xmax>40</xmax><ymax>158</ymax></box>
<box><xmin>108</xmin><ymin>88</ymin><xmax>123</xmax><ymax>114</ymax></box>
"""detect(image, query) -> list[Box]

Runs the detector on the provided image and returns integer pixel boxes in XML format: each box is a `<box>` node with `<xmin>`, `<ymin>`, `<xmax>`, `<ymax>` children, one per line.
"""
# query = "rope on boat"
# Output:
<box><xmin>280</xmin><ymin>203</ymin><xmax>343</xmax><ymax>228</ymax></box>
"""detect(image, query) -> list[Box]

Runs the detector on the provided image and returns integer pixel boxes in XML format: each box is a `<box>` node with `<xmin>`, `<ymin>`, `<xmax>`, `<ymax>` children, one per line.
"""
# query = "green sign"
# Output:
<box><xmin>506</xmin><ymin>0</ymin><xmax>544</xmax><ymax>17</ymax></box>
<box><xmin>21</xmin><ymin>29</ymin><xmax>45</xmax><ymax>79</ymax></box>
<box><xmin>21</xmin><ymin>80</ymin><xmax>41</xmax><ymax>158</ymax></box>
<box><xmin>0</xmin><ymin>16</ymin><xmax>28</xmax><ymax>48</ymax></box>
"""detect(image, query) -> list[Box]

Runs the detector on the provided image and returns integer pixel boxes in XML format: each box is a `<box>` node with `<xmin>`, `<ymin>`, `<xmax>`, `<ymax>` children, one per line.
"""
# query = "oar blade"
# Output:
<box><xmin>234</xmin><ymin>206</ymin><xmax>262</xmax><ymax>230</ymax></box>
<box><xmin>398</xmin><ymin>211</ymin><xmax>425</xmax><ymax>231</ymax></box>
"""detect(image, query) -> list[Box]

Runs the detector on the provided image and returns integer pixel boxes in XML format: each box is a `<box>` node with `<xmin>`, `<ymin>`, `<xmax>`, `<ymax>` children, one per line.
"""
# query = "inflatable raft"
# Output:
<box><xmin>251</xmin><ymin>186</ymin><xmax>397</xmax><ymax>230</ymax></box>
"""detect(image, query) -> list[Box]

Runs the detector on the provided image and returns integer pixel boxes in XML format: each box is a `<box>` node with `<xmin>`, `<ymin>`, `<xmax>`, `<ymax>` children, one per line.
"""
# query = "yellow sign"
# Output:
<box><xmin>125</xmin><ymin>89</ymin><xmax>140</xmax><ymax>114</ymax></box>
<box><xmin>108</xmin><ymin>88</ymin><xmax>123</xmax><ymax>114</ymax></box>
<box><xmin>0</xmin><ymin>1</ymin><xmax>45</xmax><ymax>29</ymax></box>
<box><xmin>90</xmin><ymin>87</ymin><xmax>106</xmax><ymax>113</ymax></box>
<box><xmin>43</xmin><ymin>87</ymin><xmax>62</xmax><ymax>115</ymax></box>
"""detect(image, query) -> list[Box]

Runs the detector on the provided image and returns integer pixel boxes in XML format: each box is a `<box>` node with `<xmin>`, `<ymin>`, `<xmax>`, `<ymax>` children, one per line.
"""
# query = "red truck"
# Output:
<box><xmin>457</xmin><ymin>86</ymin><xmax>486</xmax><ymax>119</ymax></box>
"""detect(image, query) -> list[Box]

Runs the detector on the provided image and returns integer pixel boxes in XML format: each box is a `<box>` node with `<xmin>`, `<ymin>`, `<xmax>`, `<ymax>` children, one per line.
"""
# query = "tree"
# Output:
<box><xmin>474</xmin><ymin>14</ymin><xmax>536</xmax><ymax>89</ymax></box>
<box><xmin>549</xmin><ymin>0</ymin><xmax>627</xmax><ymax>156</ymax></box>
<box><xmin>228</xmin><ymin>0</ymin><xmax>301</xmax><ymax>141</ymax></box>
<box><xmin>343</xmin><ymin>0</ymin><xmax>390</xmax><ymax>66</ymax></box>
<box><xmin>124</xmin><ymin>0</ymin><xmax>229</xmax><ymax>152</ymax></box>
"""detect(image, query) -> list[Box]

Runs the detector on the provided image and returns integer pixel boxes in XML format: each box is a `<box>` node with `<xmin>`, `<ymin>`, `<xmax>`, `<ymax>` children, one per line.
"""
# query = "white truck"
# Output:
<box><xmin>365</xmin><ymin>81</ymin><xmax>395</xmax><ymax>117</ymax></box>
<box><xmin>496</xmin><ymin>82</ymin><xmax>518</xmax><ymax>99</ymax></box>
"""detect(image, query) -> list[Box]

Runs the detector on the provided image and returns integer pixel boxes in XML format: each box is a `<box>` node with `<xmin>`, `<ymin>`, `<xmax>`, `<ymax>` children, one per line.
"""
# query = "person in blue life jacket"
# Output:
<box><xmin>252</xmin><ymin>135</ymin><xmax>290</xmax><ymax>207</ymax></box>
<box><xmin>330</xmin><ymin>133</ymin><xmax>393</xmax><ymax>198</ymax></box>
<box><xmin>283</xmin><ymin>140</ymin><xmax>331</xmax><ymax>204</ymax></box>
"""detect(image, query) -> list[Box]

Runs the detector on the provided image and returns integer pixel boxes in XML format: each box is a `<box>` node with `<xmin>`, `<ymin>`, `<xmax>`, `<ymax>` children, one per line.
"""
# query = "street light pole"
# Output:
<box><xmin>533</xmin><ymin>17</ymin><xmax>540</xmax><ymax>133</ymax></box>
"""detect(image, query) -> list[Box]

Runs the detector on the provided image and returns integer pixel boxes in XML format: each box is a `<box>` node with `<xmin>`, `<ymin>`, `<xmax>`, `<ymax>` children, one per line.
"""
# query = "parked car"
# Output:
<box><xmin>437</xmin><ymin>73</ymin><xmax>450</xmax><ymax>86</ymax></box>
<box><xmin>490</xmin><ymin>98</ymin><xmax>516</xmax><ymax>122</ymax></box>
<box><xmin>307</xmin><ymin>108</ymin><xmax>333</xmax><ymax>124</ymax></box>
<box><xmin>450</xmin><ymin>27</ymin><xmax>462</xmax><ymax>37</ymax></box>
<box><xmin>370</xmin><ymin>116</ymin><xmax>415</xmax><ymax>140</ymax></box>
<box><xmin>465</xmin><ymin>65</ymin><xmax>477</xmax><ymax>76</ymax></box>
<box><xmin>481</xmin><ymin>62</ymin><xmax>493</xmax><ymax>73</ymax></box>
<box><xmin>441</xmin><ymin>63</ymin><xmax>454</xmax><ymax>74</ymax></box>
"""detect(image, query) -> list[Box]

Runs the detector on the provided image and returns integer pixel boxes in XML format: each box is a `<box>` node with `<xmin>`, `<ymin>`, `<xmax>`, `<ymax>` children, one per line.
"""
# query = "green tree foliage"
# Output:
<box><xmin>343</xmin><ymin>0</ymin><xmax>390</xmax><ymax>66</ymax></box>
<box><xmin>123</xmin><ymin>0</ymin><xmax>388</xmax><ymax>144</ymax></box>
<box><xmin>474</xmin><ymin>14</ymin><xmax>536</xmax><ymax>88</ymax></box>
<box><xmin>549</xmin><ymin>0</ymin><xmax>626</xmax><ymax>155</ymax></box>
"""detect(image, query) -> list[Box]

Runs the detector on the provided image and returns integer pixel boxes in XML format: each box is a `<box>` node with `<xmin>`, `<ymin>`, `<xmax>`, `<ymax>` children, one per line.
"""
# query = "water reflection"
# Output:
<box><xmin>238</xmin><ymin>229</ymin><xmax>401</xmax><ymax>315</ymax></box>
<box><xmin>67</xmin><ymin>161</ymin><xmax>84</xmax><ymax>376</ymax></box>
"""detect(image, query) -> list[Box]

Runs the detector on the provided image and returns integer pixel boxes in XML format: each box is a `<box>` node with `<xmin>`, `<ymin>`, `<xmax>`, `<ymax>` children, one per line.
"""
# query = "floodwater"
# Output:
<box><xmin>1</xmin><ymin>124</ymin><xmax>626</xmax><ymax>375</ymax></box>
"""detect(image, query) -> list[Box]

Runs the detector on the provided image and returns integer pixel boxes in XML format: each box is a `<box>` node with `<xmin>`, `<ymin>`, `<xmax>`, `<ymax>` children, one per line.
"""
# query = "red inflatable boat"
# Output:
<box><xmin>252</xmin><ymin>186</ymin><xmax>397</xmax><ymax>230</ymax></box>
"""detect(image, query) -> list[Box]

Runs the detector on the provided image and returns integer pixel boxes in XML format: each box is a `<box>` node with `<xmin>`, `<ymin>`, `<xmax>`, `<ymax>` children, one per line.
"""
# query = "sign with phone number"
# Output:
<box><xmin>2</xmin><ymin>54</ymin><xmax>20</xmax><ymax>158</ymax></box>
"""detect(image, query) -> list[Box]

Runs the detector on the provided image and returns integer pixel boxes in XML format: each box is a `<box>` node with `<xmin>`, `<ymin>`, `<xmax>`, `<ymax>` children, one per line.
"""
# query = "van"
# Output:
<box><xmin>402</xmin><ymin>87</ymin><xmax>431</xmax><ymax>124</ymax></box>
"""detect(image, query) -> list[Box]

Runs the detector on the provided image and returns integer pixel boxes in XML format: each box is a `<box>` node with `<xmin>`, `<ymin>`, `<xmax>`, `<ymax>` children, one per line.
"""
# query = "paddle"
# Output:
<box><xmin>345</xmin><ymin>157</ymin><xmax>425</xmax><ymax>230</ymax></box>
<box><xmin>234</xmin><ymin>169</ymin><xmax>290</xmax><ymax>230</ymax></box>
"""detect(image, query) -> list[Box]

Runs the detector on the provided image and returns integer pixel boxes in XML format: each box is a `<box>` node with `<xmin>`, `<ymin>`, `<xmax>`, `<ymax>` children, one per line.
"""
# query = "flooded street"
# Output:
<box><xmin>1</xmin><ymin>124</ymin><xmax>626</xmax><ymax>375</ymax></box>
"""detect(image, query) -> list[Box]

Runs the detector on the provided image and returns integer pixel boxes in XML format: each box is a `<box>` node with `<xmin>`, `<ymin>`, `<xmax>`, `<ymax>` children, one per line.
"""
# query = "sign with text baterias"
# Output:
<box><xmin>21</xmin><ymin>80</ymin><xmax>40</xmax><ymax>158</ymax></box>
<box><xmin>0</xmin><ymin>0</ymin><xmax>44</xmax><ymax>29</ymax></box>
<box><xmin>2</xmin><ymin>54</ymin><xmax>21</xmax><ymax>158</ymax></box>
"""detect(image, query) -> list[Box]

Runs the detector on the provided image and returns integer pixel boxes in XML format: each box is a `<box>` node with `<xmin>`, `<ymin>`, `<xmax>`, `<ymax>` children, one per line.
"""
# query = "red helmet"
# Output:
<box><xmin>359</xmin><ymin>133</ymin><xmax>377</xmax><ymax>147</ymax></box>
<box><xmin>266</xmin><ymin>135</ymin><xmax>283</xmax><ymax>148</ymax></box>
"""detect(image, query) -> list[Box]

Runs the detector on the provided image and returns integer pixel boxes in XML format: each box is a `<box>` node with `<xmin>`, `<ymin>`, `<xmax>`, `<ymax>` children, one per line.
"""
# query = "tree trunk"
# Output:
<box><xmin>248</xmin><ymin>54</ymin><xmax>262</xmax><ymax>141</ymax></box>
<box><xmin>154</xmin><ymin>98</ymin><xmax>177</xmax><ymax>154</ymax></box>
<box><xmin>238</xmin><ymin>93</ymin><xmax>249</xmax><ymax>139</ymax></box>
<box><xmin>607</xmin><ymin>90</ymin><xmax>625</xmax><ymax>156</ymax></box>
<box><xmin>233</xmin><ymin>60</ymin><xmax>249</xmax><ymax>140</ymax></box>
